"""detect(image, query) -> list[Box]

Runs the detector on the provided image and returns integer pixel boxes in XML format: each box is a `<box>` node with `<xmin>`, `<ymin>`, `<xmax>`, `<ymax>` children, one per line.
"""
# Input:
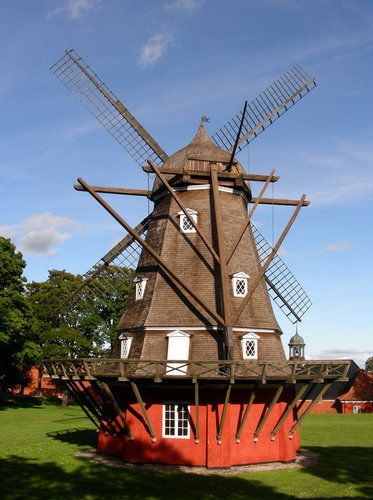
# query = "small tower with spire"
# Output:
<box><xmin>288</xmin><ymin>327</ymin><xmax>306</xmax><ymax>360</ymax></box>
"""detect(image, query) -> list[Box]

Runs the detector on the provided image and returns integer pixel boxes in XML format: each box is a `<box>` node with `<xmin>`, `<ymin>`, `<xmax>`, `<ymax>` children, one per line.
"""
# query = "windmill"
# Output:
<box><xmin>44</xmin><ymin>50</ymin><xmax>350</xmax><ymax>468</ymax></box>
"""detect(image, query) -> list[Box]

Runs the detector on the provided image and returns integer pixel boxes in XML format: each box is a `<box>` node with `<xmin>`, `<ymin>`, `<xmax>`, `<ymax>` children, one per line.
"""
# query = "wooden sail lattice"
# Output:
<box><xmin>50</xmin><ymin>50</ymin><xmax>168</xmax><ymax>167</ymax></box>
<box><xmin>251</xmin><ymin>224</ymin><xmax>312</xmax><ymax>323</ymax></box>
<box><xmin>212</xmin><ymin>65</ymin><xmax>316</xmax><ymax>152</ymax></box>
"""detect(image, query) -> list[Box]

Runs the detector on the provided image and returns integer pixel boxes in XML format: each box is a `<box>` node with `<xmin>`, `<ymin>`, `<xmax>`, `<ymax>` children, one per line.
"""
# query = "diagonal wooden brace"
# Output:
<box><xmin>98</xmin><ymin>382</ymin><xmax>134</xmax><ymax>440</ymax></box>
<box><xmin>235</xmin><ymin>387</ymin><xmax>256</xmax><ymax>443</ymax></box>
<box><xmin>130</xmin><ymin>382</ymin><xmax>157</xmax><ymax>443</ymax></box>
<box><xmin>227</xmin><ymin>169</ymin><xmax>275</xmax><ymax>264</ymax></box>
<box><xmin>78</xmin><ymin>178</ymin><xmax>225</xmax><ymax>326</ymax></box>
<box><xmin>233</xmin><ymin>195</ymin><xmax>306</xmax><ymax>325</ymax></box>
<box><xmin>253</xmin><ymin>385</ymin><xmax>284</xmax><ymax>441</ymax></box>
<box><xmin>270</xmin><ymin>383</ymin><xmax>310</xmax><ymax>440</ymax></box>
<box><xmin>217</xmin><ymin>384</ymin><xmax>232</xmax><ymax>444</ymax></box>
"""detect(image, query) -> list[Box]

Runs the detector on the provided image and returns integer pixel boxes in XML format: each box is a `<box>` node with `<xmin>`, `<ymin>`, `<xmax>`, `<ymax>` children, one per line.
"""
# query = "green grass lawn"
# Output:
<box><xmin>0</xmin><ymin>397</ymin><xmax>372</xmax><ymax>499</ymax></box>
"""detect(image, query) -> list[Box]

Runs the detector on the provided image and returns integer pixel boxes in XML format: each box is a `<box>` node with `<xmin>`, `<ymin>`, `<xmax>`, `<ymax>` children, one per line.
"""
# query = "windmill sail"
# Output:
<box><xmin>50</xmin><ymin>50</ymin><xmax>168</xmax><ymax>167</ymax></box>
<box><xmin>251</xmin><ymin>224</ymin><xmax>312</xmax><ymax>323</ymax></box>
<box><xmin>212</xmin><ymin>65</ymin><xmax>316</xmax><ymax>153</ymax></box>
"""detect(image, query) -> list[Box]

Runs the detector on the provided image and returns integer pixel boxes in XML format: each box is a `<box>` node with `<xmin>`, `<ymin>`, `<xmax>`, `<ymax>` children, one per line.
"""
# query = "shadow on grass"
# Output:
<box><xmin>0</xmin><ymin>394</ymin><xmax>44</xmax><ymax>410</ymax></box>
<box><xmin>47</xmin><ymin>427</ymin><xmax>97</xmax><ymax>447</ymax></box>
<box><xmin>301</xmin><ymin>446</ymin><xmax>373</xmax><ymax>498</ymax></box>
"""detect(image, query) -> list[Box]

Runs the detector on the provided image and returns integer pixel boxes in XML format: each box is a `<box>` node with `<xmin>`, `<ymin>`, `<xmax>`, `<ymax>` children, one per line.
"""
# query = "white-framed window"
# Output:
<box><xmin>353</xmin><ymin>405</ymin><xmax>362</xmax><ymax>414</ymax></box>
<box><xmin>166</xmin><ymin>331</ymin><xmax>190</xmax><ymax>375</ymax></box>
<box><xmin>241</xmin><ymin>332</ymin><xmax>259</xmax><ymax>360</ymax></box>
<box><xmin>232</xmin><ymin>272</ymin><xmax>249</xmax><ymax>297</ymax></box>
<box><xmin>178</xmin><ymin>208</ymin><xmax>198</xmax><ymax>233</ymax></box>
<box><xmin>119</xmin><ymin>334</ymin><xmax>133</xmax><ymax>359</ymax></box>
<box><xmin>163</xmin><ymin>403</ymin><xmax>190</xmax><ymax>439</ymax></box>
<box><xmin>134</xmin><ymin>276</ymin><xmax>148</xmax><ymax>301</ymax></box>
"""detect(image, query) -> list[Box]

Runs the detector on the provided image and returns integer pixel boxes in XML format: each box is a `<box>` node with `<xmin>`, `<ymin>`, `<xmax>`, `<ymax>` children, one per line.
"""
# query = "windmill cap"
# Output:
<box><xmin>151</xmin><ymin>122</ymin><xmax>246</xmax><ymax>195</ymax></box>
<box><xmin>288</xmin><ymin>332</ymin><xmax>305</xmax><ymax>345</ymax></box>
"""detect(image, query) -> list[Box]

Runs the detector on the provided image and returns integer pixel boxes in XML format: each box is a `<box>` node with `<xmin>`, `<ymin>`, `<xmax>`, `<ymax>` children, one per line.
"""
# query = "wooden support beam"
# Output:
<box><xmin>194</xmin><ymin>382</ymin><xmax>200</xmax><ymax>444</ymax></box>
<box><xmin>74</xmin><ymin>184</ymin><xmax>151</xmax><ymax>197</ymax></box>
<box><xmin>227</xmin><ymin>169</ymin><xmax>275</xmax><ymax>264</ymax></box>
<box><xmin>270</xmin><ymin>383</ymin><xmax>310</xmax><ymax>440</ymax></box>
<box><xmin>217</xmin><ymin>384</ymin><xmax>232</xmax><ymax>444</ymax></box>
<box><xmin>235</xmin><ymin>388</ymin><xmax>256</xmax><ymax>443</ymax></box>
<box><xmin>289</xmin><ymin>383</ymin><xmax>332</xmax><ymax>439</ymax></box>
<box><xmin>253</xmin><ymin>385</ymin><xmax>284</xmax><ymax>441</ymax></box>
<box><xmin>98</xmin><ymin>382</ymin><xmax>134</xmax><ymax>440</ymax></box>
<box><xmin>66</xmin><ymin>381</ymin><xmax>100</xmax><ymax>429</ymax></box>
<box><xmin>148</xmin><ymin>160</ymin><xmax>220</xmax><ymax>264</ymax></box>
<box><xmin>211</xmin><ymin>168</ymin><xmax>233</xmax><ymax>358</ymax></box>
<box><xmin>252</xmin><ymin>197</ymin><xmax>310</xmax><ymax>207</ymax></box>
<box><xmin>78</xmin><ymin>177</ymin><xmax>225</xmax><ymax>326</ymax></box>
<box><xmin>130</xmin><ymin>381</ymin><xmax>157</xmax><ymax>443</ymax></box>
<box><xmin>142</xmin><ymin>165</ymin><xmax>279</xmax><ymax>183</ymax></box>
<box><xmin>232</xmin><ymin>195</ymin><xmax>306</xmax><ymax>325</ymax></box>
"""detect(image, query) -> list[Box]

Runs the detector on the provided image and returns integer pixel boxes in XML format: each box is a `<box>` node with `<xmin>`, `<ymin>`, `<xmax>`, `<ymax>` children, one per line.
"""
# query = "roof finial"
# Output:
<box><xmin>201</xmin><ymin>115</ymin><xmax>209</xmax><ymax>124</ymax></box>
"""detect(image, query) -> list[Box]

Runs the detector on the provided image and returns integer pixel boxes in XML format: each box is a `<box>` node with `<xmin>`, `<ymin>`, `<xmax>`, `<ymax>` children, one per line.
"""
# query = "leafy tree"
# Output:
<box><xmin>365</xmin><ymin>356</ymin><xmax>373</xmax><ymax>373</ymax></box>
<box><xmin>0</xmin><ymin>237</ymin><xmax>40</xmax><ymax>390</ymax></box>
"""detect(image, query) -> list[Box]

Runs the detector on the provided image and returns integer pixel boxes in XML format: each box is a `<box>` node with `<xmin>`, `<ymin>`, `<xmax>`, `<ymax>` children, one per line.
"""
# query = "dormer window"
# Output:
<box><xmin>119</xmin><ymin>334</ymin><xmax>133</xmax><ymax>359</ymax></box>
<box><xmin>232</xmin><ymin>272</ymin><xmax>249</xmax><ymax>297</ymax></box>
<box><xmin>241</xmin><ymin>332</ymin><xmax>259</xmax><ymax>360</ymax></box>
<box><xmin>134</xmin><ymin>276</ymin><xmax>148</xmax><ymax>301</ymax></box>
<box><xmin>178</xmin><ymin>208</ymin><xmax>198</xmax><ymax>233</ymax></box>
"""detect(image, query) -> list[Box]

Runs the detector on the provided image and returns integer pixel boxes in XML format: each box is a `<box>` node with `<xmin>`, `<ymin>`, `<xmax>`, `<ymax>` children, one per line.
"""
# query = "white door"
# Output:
<box><xmin>166</xmin><ymin>331</ymin><xmax>190</xmax><ymax>375</ymax></box>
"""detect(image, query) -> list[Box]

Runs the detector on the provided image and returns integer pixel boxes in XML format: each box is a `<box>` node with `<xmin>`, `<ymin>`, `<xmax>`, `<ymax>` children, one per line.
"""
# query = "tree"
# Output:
<box><xmin>0</xmin><ymin>237</ymin><xmax>40</xmax><ymax>390</ymax></box>
<box><xmin>365</xmin><ymin>356</ymin><xmax>373</xmax><ymax>373</ymax></box>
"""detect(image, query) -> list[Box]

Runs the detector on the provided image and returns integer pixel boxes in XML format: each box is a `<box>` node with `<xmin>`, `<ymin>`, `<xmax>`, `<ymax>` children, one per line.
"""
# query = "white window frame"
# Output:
<box><xmin>241</xmin><ymin>332</ymin><xmax>259</xmax><ymax>360</ymax></box>
<box><xmin>162</xmin><ymin>403</ymin><xmax>190</xmax><ymax>439</ymax></box>
<box><xmin>119</xmin><ymin>334</ymin><xmax>133</xmax><ymax>359</ymax></box>
<box><xmin>232</xmin><ymin>272</ymin><xmax>249</xmax><ymax>298</ymax></box>
<box><xmin>178</xmin><ymin>208</ymin><xmax>198</xmax><ymax>234</ymax></box>
<box><xmin>166</xmin><ymin>331</ymin><xmax>190</xmax><ymax>375</ymax></box>
<box><xmin>353</xmin><ymin>405</ymin><xmax>362</xmax><ymax>414</ymax></box>
<box><xmin>134</xmin><ymin>276</ymin><xmax>148</xmax><ymax>301</ymax></box>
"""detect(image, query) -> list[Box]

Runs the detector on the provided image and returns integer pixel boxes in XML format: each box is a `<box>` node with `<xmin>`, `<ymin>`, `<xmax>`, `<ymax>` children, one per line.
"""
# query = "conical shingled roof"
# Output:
<box><xmin>152</xmin><ymin>123</ymin><xmax>246</xmax><ymax>194</ymax></box>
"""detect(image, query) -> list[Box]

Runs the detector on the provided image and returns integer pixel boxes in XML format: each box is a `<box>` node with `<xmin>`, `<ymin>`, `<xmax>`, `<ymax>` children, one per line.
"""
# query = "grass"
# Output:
<box><xmin>0</xmin><ymin>396</ymin><xmax>372</xmax><ymax>499</ymax></box>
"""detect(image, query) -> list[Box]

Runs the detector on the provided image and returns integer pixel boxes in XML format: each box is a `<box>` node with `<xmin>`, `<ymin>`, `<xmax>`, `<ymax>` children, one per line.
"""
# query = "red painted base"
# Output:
<box><xmin>97</xmin><ymin>386</ymin><xmax>300</xmax><ymax>468</ymax></box>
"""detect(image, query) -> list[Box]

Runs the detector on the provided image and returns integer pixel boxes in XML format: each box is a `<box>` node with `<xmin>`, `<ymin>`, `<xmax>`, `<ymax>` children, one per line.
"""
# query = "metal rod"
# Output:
<box><xmin>78</xmin><ymin>177</ymin><xmax>225</xmax><ymax>326</ymax></box>
<box><xmin>194</xmin><ymin>382</ymin><xmax>200</xmax><ymax>444</ymax></box>
<box><xmin>148</xmin><ymin>160</ymin><xmax>220</xmax><ymax>264</ymax></box>
<box><xmin>270</xmin><ymin>383</ymin><xmax>309</xmax><ymax>440</ymax></box>
<box><xmin>226</xmin><ymin>101</ymin><xmax>248</xmax><ymax>172</ymax></box>
<box><xmin>253</xmin><ymin>385</ymin><xmax>284</xmax><ymax>441</ymax></box>
<box><xmin>217</xmin><ymin>384</ymin><xmax>232</xmax><ymax>444</ymax></box>
<box><xmin>130</xmin><ymin>381</ymin><xmax>157</xmax><ymax>443</ymax></box>
<box><xmin>235</xmin><ymin>388</ymin><xmax>256</xmax><ymax>443</ymax></box>
<box><xmin>98</xmin><ymin>382</ymin><xmax>134</xmax><ymax>439</ymax></box>
<box><xmin>289</xmin><ymin>383</ymin><xmax>332</xmax><ymax>438</ymax></box>
<box><xmin>227</xmin><ymin>169</ymin><xmax>275</xmax><ymax>264</ymax></box>
<box><xmin>211</xmin><ymin>168</ymin><xmax>233</xmax><ymax>357</ymax></box>
<box><xmin>233</xmin><ymin>195</ymin><xmax>306</xmax><ymax>325</ymax></box>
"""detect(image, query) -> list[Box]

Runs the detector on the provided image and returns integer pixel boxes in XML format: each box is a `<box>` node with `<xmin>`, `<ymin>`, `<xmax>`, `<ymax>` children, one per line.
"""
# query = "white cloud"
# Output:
<box><xmin>321</xmin><ymin>241</ymin><xmax>352</xmax><ymax>253</ymax></box>
<box><xmin>309</xmin><ymin>348</ymin><xmax>371</xmax><ymax>368</ymax></box>
<box><xmin>139</xmin><ymin>34</ymin><xmax>172</xmax><ymax>68</ymax></box>
<box><xmin>0</xmin><ymin>213</ymin><xmax>74</xmax><ymax>257</ymax></box>
<box><xmin>48</xmin><ymin>0</ymin><xmax>101</xmax><ymax>19</ymax></box>
<box><xmin>165</xmin><ymin>0</ymin><xmax>204</xmax><ymax>11</ymax></box>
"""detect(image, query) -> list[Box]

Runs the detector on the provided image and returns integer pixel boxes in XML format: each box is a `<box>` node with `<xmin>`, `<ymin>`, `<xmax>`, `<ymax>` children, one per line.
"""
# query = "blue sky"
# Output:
<box><xmin>0</xmin><ymin>0</ymin><xmax>372</xmax><ymax>366</ymax></box>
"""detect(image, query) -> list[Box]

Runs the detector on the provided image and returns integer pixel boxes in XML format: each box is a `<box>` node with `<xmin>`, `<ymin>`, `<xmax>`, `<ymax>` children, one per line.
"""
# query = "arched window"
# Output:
<box><xmin>119</xmin><ymin>334</ymin><xmax>133</xmax><ymax>359</ymax></box>
<box><xmin>166</xmin><ymin>331</ymin><xmax>191</xmax><ymax>375</ymax></box>
<box><xmin>241</xmin><ymin>332</ymin><xmax>259</xmax><ymax>360</ymax></box>
<box><xmin>232</xmin><ymin>272</ymin><xmax>249</xmax><ymax>297</ymax></box>
<box><xmin>134</xmin><ymin>276</ymin><xmax>148</xmax><ymax>300</ymax></box>
<box><xmin>178</xmin><ymin>208</ymin><xmax>198</xmax><ymax>233</ymax></box>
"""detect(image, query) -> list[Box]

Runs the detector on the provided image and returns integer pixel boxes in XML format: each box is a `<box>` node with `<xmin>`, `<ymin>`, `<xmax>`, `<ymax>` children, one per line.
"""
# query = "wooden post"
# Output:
<box><xmin>253</xmin><ymin>385</ymin><xmax>284</xmax><ymax>441</ymax></box>
<box><xmin>289</xmin><ymin>383</ymin><xmax>332</xmax><ymax>438</ymax></box>
<box><xmin>217</xmin><ymin>384</ymin><xmax>232</xmax><ymax>444</ymax></box>
<box><xmin>211</xmin><ymin>168</ymin><xmax>233</xmax><ymax>358</ymax></box>
<box><xmin>194</xmin><ymin>382</ymin><xmax>200</xmax><ymax>444</ymax></box>
<box><xmin>235</xmin><ymin>388</ymin><xmax>256</xmax><ymax>443</ymax></box>
<box><xmin>233</xmin><ymin>195</ymin><xmax>306</xmax><ymax>325</ymax></box>
<box><xmin>78</xmin><ymin>177</ymin><xmax>225</xmax><ymax>326</ymax></box>
<box><xmin>270</xmin><ymin>383</ymin><xmax>310</xmax><ymax>440</ymax></box>
<box><xmin>130</xmin><ymin>381</ymin><xmax>157</xmax><ymax>442</ymax></box>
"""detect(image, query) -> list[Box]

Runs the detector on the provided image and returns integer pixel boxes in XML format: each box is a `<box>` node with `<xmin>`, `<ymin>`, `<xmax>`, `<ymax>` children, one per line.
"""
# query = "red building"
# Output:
<box><xmin>338</xmin><ymin>370</ymin><xmax>373</xmax><ymax>414</ymax></box>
